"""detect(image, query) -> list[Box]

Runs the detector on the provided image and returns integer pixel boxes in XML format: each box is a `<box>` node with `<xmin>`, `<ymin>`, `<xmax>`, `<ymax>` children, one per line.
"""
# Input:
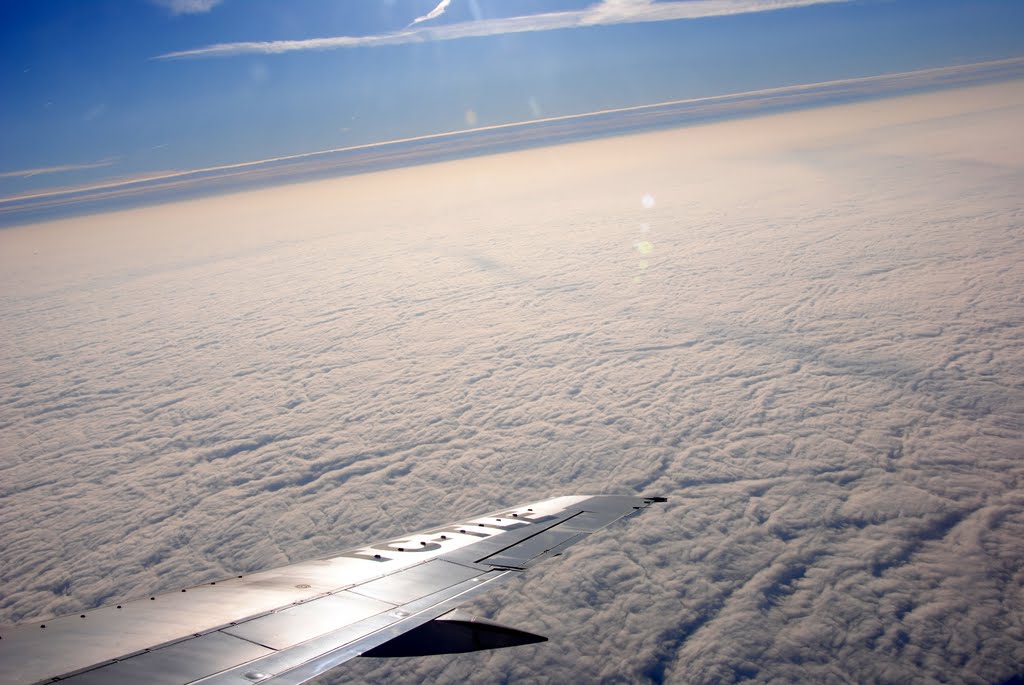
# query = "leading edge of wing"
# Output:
<box><xmin>0</xmin><ymin>494</ymin><xmax>666</xmax><ymax>685</ymax></box>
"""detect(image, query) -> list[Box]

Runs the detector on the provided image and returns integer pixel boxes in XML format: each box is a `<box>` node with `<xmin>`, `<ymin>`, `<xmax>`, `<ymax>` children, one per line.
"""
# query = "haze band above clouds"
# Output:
<box><xmin>4</xmin><ymin>58</ymin><xmax>1023</xmax><ymax>227</ymax></box>
<box><xmin>156</xmin><ymin>0</ymin><xmax>849</xmax><ymax>59</ymax></box>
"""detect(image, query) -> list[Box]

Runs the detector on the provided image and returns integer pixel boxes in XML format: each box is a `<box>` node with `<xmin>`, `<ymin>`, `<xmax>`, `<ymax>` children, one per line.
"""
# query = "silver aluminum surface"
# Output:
<box><xmin>58</xmin><ymin>631</ymin><xmax>273</xmax><ymax>685</ymax></box>
<box><xmin>195</xmin><ymin>570</ymin><xmax>515</xmax><ymax>685</ymax></box>
<box><xmin>347</xmin><ymin>560</ymin><xmax>482</xmax><ymax>606</ymax></box>
<box><xmin>481</xmin><ymin>529</ymin><xmax>584</xmax><ymax>569</ymax></box>
<box><xmin>221</xmin><ymin>593</ymin><xmax>394</xmax><ymax>651</ymax></box>
<box><xmin>0</xmin><ymin>561</ymin><xmax>391</xmax><ymax>685</ymax></box>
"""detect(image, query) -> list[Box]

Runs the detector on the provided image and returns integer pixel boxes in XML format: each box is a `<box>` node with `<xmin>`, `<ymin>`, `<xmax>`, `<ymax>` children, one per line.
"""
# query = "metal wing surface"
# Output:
<box><xmin>0</xmin><ymin>494</ymin><xmax>666</xmax><ymax>685</ymax></box>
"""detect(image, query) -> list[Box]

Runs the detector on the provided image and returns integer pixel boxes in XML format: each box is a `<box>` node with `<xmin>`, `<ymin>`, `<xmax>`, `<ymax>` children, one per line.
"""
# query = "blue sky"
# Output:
<box><xmin>1</xmin><ymin>0</ymin><xmax>1022</xmax><ymax>197</ymax></box>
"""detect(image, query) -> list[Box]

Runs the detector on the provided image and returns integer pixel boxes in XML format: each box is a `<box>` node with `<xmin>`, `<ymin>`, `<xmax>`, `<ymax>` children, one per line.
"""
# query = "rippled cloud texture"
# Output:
<box><xmin>1</xmin><ymin>81</ymin><xmax>1023</xmax><ymax>683</ymax></box>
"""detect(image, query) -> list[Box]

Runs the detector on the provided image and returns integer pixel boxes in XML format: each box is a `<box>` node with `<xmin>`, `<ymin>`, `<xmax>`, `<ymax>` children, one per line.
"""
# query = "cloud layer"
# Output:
<box><xmin>1</xmin><ymin>81</ymin><xmax>1023</xmax><ymax>684</ymax></box>
<box><xmin>157</xmin><ymin>0</ymin><xmax>848</xmax><ymax>59</ymax></box>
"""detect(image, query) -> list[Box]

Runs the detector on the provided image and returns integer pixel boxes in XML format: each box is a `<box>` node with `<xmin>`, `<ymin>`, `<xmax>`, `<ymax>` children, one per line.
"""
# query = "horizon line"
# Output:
<box><xmin>2</xmin><ymin>56</ymin><xmax>1023</xmax><ymax>211</ymax></box>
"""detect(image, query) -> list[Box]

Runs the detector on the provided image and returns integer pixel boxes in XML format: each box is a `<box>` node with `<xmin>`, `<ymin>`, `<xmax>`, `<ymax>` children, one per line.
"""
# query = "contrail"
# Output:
<box><xmin>409</xmin><ymin>0</ymin><xmax>452</xmax><ymax>27</ymax></box>
<box><xmin>156</xmin><ymin>0</ymin><xmax>852</xmax><ymax>60</ymax></box>
<box><xmin>0</xmin><ymin>159</ymin><xmax>116</xmax><ymax>179</ymax></box>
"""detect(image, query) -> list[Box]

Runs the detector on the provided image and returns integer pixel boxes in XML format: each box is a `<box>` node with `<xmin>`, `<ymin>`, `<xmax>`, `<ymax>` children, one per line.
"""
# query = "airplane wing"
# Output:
<box><xmin>0</xmin><ymin>494</ymin><xmax>666</xmax><ymax>685</ymax></box>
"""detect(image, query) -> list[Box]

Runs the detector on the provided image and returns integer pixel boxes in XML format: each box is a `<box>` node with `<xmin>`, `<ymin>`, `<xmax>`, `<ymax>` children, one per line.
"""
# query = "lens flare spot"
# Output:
<box><xmin>464</xmin><ymin>109</ymin><xmax>478</xmax><ymax>127</ymax></box>
<box><xmin>641</xmin><ymin>194</ymin><xmax>655</xmax><ymax>209</ymax></box>
<box><xmin>636</xmin><ymin>240</ymin><xmax>654</xmax><ymax>255</ymax></box>
<box><xmin>528</xmin><ymin>96</ymin><xmax>542</xmax><ymax>118</ymax></box>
